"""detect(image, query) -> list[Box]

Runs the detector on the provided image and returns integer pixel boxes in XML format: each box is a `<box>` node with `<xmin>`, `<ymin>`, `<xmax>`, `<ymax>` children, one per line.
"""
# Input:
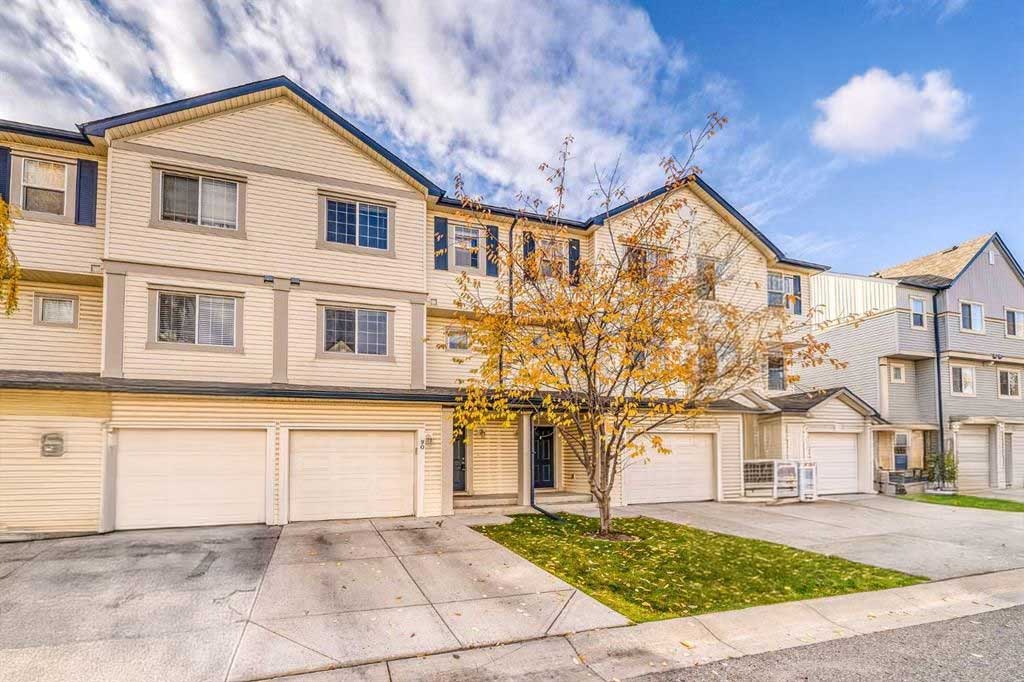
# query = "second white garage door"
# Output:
<box><xmin>808</xmin><ymin>432</ymin><xmax>859</xmax><ymax>495</ymax></box>
<box><xmin>957</xmin><ymin>426</ymin><xmax>991</xmax><ymax>491</ymax></box>
<box><xmin>624</xmin><ymin>433</ymin><xmax>715</xmax><ymax>504</ymax></box>
<box><xmin>116</xmin><ymin>428</ymin><xmax>267</xmax><ymax>530</ymax></box>
<box><xmin>288</xmin><ymin>430</ymin><xmax>416</xmax><ymax>521</ymax></box>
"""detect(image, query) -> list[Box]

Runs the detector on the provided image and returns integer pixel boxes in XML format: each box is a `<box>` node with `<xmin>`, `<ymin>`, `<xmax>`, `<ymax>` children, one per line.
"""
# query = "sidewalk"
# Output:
<box><xmin>261</xmin><ymin>567</ymin><xmax>1024</xmax><ymax>681</ymax></box>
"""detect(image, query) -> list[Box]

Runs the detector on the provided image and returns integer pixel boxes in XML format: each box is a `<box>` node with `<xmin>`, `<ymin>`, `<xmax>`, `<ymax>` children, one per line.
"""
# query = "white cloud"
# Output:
<box><xmin>869</xmin><ymin>0</ymin><xmax>970</xmax><ymax>22</ymax></box>
<box><xmin>0</xmin><ymin>0</ymin><xmax>706</xmax><ymax>216</ymax></box>
<box><xmin>811</xmin><ymin>68</ymin><xmax>971</xmax><ymax>158</ymax></box>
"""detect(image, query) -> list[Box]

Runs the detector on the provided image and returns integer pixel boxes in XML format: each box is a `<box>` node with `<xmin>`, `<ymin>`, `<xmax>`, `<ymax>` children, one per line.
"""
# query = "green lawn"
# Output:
<box><xmin>475</xmin><ymin>513</ymin><xmax>924</xmax><ymax>623</ymax></box>
<box><xmin>903</xmin><ymin>493</ymin><xmax>1024</xmax><ymax>512</ymax></box>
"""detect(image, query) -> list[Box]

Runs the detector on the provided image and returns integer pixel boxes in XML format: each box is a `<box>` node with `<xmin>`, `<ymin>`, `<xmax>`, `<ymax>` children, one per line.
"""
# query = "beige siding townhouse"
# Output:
<box><xmin>0</xmin><ymin>77</ymin><xmax>878</xmax><ymax>536</ymax></box>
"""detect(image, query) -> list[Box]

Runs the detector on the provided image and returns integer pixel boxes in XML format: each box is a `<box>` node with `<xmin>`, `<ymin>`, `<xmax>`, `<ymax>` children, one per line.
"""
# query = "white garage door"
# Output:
<box><xmin>625</xmin><ymin>433</ymin><xmax>715</xmax><ymax>504</ymax></box>
<box><xmin>116</xmin><ymin>429</ymin><xmax>267</xmax><ymax>530</ymax></box>
<box><xmin>958</xmin><ymin>426</ymin><xmax>991</xmax><ymax>490</ymax></box>
<box><xmin>289</xmin><ymin>430</ymin><xmax>415</xmax><ymax>521</ymax></box>
<box><xmin>808</xmin><ymin>432</ymin><xmax>859</xmax><ymax>495</ymax></box>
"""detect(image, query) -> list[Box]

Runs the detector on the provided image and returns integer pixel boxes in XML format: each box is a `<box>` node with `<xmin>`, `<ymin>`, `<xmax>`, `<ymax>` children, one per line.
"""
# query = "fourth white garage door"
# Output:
<box><xmin>808</xmin><ymin>432</ymin><xmax>859</xmax><ymax>495</ymax></box>
<box><xmin>116</xmin><ymin>428</ymin><xmax>267</xmax><ymax>530</ymax></box>
<box><xmin>288</xmin><ymin>430</ymin><xmax>416</xmax><ymax>521</ymax></box>
<box><xmin>957</xmin><ymin>426</ymin><xmax>991</xmax><ymax>491</ymax></box>
<box><xmin>624</xmin><ymin>433</ymin><xmax>715</xmax><ymax>504</ymax></box>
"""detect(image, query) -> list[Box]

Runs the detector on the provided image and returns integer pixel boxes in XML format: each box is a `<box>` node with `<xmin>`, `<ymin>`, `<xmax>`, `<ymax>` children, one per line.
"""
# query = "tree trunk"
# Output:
<box><xmin>598</xmin><ymin>493</ymin><xmax>613</xmax><ymax>535</ymax></box>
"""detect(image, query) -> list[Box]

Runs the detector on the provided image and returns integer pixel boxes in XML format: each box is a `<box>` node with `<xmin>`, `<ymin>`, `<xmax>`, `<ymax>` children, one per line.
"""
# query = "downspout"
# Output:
<box><xmin>932</xmin><ymin>292</ymin><xmax>947</xmax><ymax>487</ymax></box>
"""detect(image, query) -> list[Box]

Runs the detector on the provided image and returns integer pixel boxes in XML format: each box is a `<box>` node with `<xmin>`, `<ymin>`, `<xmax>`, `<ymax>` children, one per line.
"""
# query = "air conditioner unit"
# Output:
<box><xmin>798</xmin><ymin>463</ymin><xmax>818</xmax><ymax>502</ymax></box>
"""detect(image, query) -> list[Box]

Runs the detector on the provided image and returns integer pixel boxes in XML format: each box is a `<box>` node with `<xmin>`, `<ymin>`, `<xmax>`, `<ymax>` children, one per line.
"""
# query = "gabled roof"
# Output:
<box><xmin>874</xmin><ymin>232</ymin><xmax>1023</xmax><ymax>289</ymax></box>
<box><xmin>768</xmin><ymin>387</ymin><xmax>881</xmax><ymax>419</ymax></box>
<box><xmin>78</xmin><ymin>75</ymin><xmax>445</xmax><ymax>197</ymax></box>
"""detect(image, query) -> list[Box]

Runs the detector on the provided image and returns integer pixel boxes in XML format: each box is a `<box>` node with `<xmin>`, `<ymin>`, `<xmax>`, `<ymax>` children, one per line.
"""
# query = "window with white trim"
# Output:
<box><xmin>22</xmin><ymin>158</ymin><xmax>67</xmax><ymax>215</ymax></box>
<box><xmin>161</xmin><ymin>172</ymin><xmax>238</xmax><ymax>229</ymax></box>
<box><xmin>323</xmin><ymin>307</ymin><xmax>388</xmax><ymax>356</ymax></box>
<box><xmin>157</xmin><ymin>292</ymin><xmax>236</xmax><ymax>346</ymax></box>
<box><xmin>950</xmin><ymin>365</ymin><xmax>976</xmax><ymax>396</ymax></box>
<box><xmin>767</xmin><ymin>272</ymin><xmax>801</xmax><ymax>311</ymax></box>
<box><xmin>325</xmin><ymin>198</ymin><xmax>389</xmax><ymax>250</ymax></box>
<box><xmin>446</xmin><ymin>327</ymin><xmax>470</xmax><ymax>351</ymax></box>
<box><xmin>910</xmin><ymin>297</ymin><xmax>926</xmax><ymax>328</ymax></box>
<box><xmin>767</xmin><ymin>354</ymin><xmax>786</xmax><ymax>391</ymax></box>
<box><xmin>1007</xmin><ymin>309</ymin><xmax>1024</xmax><ymax>339</ymax></box>
<box><xmin>696</xmin><ymin>256</ymin><xmax>717</xmax><ymax>301</ymax></box>
<box><xmin>999</xmin><ymin>369</ymin><xmax>1021</xmax><ymax>399</ymax></box>
<box><xmin>960</xmin><ymin>302</ymin><xmax>984</xmax><ymax>333</ymax></box>
<box><xmin>890</xmin><ymin>362</ymin><xmax>906</xmax><ymax>384</ymax></box>
<box><xmin>452</xmin><ymin>226</ymin><xmax>480</xmax><ymax>269</ymax></box>
<box><xmin>893</xmin><ymin>432</ymin><xmax>909</xmax><ymax>470</ymax></box>
<box><xmin>539</xmin><ymin>238</ymin><xmax>567</xmax><ymax>279</ymax></box>
<box><xmin>37</xmin><ymin>295</ymin><xmax>76</xmax><ymax>326</ymax></box>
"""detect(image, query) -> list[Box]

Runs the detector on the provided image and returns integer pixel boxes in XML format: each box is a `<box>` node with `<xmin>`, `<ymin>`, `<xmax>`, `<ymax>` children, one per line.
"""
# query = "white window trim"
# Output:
<box><xmin>159</xmin><ymin>170</ymin><xmax>240</xmax><ymax>230</ymax></box>
<box><xmin>445</xmin><ymin>326</ymin><xmax>471</xmax><ymax>352</ymax></box>
<box><xmin>147</xmin><ymin>288</ymin><xmax>243</xmax><ymax>353</ymax></box>
<box><xmin>890</xmin><ymin>362</ymin><xmax>907</xmax><ymax>384</ymax></box>
<box><xmin>893</xmin><ymin>431</ymin><xmax>910</xmax><ymax>468</ymax></box>
<box><xmin>998</xmin><ymin>368</ymin><xmax>1022</xmax><ymax>400</ymax></box>
<box><xmin>21</xmin><ymin>158</ymin><xmax>69</xmax><ymax>217</ymax></box>
<box><xmin>950</xmin><ymin>363</ymin><xmax>976</xmax><ymax>397</ymax></box>
<box><xmin>1005</xmin><ymin>307</ymin><xmax>1024</xmax><ymax>340</ymax></box>
<box><xmin>450</xmin><ymin>224</ymin><xmax>484</xmax><ymax>274</ymax></box>
<box><xmin>766</xmin><ymin>354</ymin><xmax>787</xmax><ymax>391</ymax></box>
<box><xmin>909</xmin><ymin>296</ymin><xmax>927</xmax><ymax>330</ymax></box>
<box><xmin>33</xmin><ymin>292</ymin><xmax>79</xmax><ymax>329</ymax></box>
<box><xmin>316</xmin><ymin>303</ymin><xmax>395</xmax><ymax>361</ymax></box>
<box><xmin>767</xmin><ymin>271</ymin><xmax>800</xmax><ymax>312</ymax></box>
<box><xmin>538</xmin><ymin>237</ymin><xmax>569</xmax><ymax>279</ymax></box>
<box><xmin>958</xmin><ymin>299</ymin><xmax>986</xmax><ymax>335</ymax></box>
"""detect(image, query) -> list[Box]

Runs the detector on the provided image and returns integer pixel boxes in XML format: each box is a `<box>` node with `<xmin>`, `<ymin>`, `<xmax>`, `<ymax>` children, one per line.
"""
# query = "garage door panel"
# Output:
<box><xmin>116</xmin><ymin>429</ymin><xmax>266</xmax><ymax>530</ymax></box>
<box><xmin>958</xmin><ymin>427</ymin><xmax>991</xmax><ymax>491</ymax></box>
<box><xmin>625</xmin><ymin>433</ymin><xmax>715</xmax><ymax>504</ymax></box>
<box><xmin>289</xmin><ymin>430</ymin><xmax>415</xmax><ymax>521</ymax></box>
<box><xmin>808</xmin><ymin>432</ymin><xmax>859</xmax><ymax>495</ymax></box>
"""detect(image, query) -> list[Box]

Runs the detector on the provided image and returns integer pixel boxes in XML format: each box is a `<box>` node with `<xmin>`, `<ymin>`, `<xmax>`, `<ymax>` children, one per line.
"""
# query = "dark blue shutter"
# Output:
<box><xmin>568</xmin><ymin>238</ymin><xmax>580</xmax><ymax>284</ymax></box>
<box><xmin>75</xmin><ymin>159</ymin><xmax>98</xmax><ymax>226</ymax></box>
<box><xmin>433</xmin><ymin>217</ymin><xmax>448</xmax><ymax>270</ymax></box>
<box><xmin>792</xmin><ymin>275</ymin><xmax>802</xmax><ymax>315</ymax></box>
<box><xmin>0</xmin><ymin>147</ymin><xmax>10</xmax><ymax>204</ymax></box>
<box><xmin>485</xmin><ymin>225</ymin><xmax>499</xmax><ymax>277</ymax></box>
<box><xmin>522</xmin><ymin>231</ymin><xmax>535</xmax><ymax>279</ymax></box>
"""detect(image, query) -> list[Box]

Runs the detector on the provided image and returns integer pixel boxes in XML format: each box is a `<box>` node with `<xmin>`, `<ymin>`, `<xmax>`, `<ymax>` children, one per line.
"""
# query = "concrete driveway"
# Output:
<box><xmin>631</xmin><ymin>494</ymin><xmax>1024</xmax><ymax>580</ymax></box>
<box><xmin>0</xmin><ymin>517</ymin><xmax>626</xmax><ymax>682</ymax></box>
<box><xmin>977</xmin><ymin>487</ymin><xmax>1024</xmax><ymax>503</ymax></box>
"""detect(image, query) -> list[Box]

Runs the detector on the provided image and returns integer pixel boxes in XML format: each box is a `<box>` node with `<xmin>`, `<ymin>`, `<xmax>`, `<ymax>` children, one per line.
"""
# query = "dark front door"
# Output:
<box><xmin>453</xmin><ymin>435</ymin><xmax>467</xmax><ymax>492</ymax></box>
<box><xmin>533</xmin><ymin>425</ymin><xmax>555</xmax><ymax>489</ymax></box>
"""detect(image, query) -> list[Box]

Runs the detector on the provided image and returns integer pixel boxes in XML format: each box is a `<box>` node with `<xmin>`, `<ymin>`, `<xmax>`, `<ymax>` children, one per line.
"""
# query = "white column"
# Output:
<box><xmin>517</xmin><ymin>413</ymin><xmax>534</xmax><ymax>505</ymax></box>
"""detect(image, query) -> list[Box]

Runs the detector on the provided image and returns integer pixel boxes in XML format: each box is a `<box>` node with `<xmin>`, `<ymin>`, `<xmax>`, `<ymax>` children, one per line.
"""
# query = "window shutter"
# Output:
<box><xmin>0</xmin><ymin>147</ymin><xmax>10</xmax><ymax>204</ymax></box>
<box><xmin>792</xmin><ymin>275</ymin><xmax>802</xmax><ymax>315</ymax></box>
<box><xmin>433</xmin><ymin>217</ymin><xmax>449</xmax><ymax>270</ymax></box>
<box><xmin>522</xmin><ymin>231</ymin><xmax>536</xmax><ymax>279</ymax></box>
<box><xmin>568</xmin><ymin>238</ymin><xmax>581</xmax><ymax>284</ymax></box>
<box><xmin>485</xmin><ymin>225</ymin><xmax>499</xmax><ymax>277</ymax></box>
<box><xmin>75</xmin><ymin>159</ymin><xmax>98</xmax><ymax>226</ymax></box>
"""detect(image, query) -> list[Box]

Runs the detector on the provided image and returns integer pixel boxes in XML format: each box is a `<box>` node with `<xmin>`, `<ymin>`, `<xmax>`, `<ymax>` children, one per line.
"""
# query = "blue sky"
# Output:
<box><xmin>1</xmin><ymin>0</ymin><xmax>1020</xmax><ymax>273</ymax></box>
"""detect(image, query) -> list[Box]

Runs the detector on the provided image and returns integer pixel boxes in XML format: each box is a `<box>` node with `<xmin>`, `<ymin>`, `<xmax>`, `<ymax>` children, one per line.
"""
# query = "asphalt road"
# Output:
<box><xmin>637</xmin><ymin>605</ymin><xmax>1024</xmax><ymax>682</ymax></box>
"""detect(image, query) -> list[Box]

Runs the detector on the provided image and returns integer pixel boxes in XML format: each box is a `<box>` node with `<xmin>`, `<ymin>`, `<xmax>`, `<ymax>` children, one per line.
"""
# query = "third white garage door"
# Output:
<box><xmin>957</xmin><ymin>426</ymin><xmax>991</xmax><ymax>491</ymax></box>
<box><xmin>288</xmin><ymin>430</ymin><xmax>415</xmax><ymax>521</ymax></box>
<box><xmin>624</xmin><ymin>433</ymin><xmax>715</xmax><ymax>504</ymax></box>
<box><xmin>808</xmin><ymin>432</ymin><xmax>859</xmax><ymax>495</ymax></box>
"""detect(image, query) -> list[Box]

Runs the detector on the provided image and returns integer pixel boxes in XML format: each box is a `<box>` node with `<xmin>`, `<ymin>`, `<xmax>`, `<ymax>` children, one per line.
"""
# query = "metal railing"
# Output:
<box><xmin>744</xmin><ymin>459</ymin><xmax>800</xmax><ymax>499</ymax></box>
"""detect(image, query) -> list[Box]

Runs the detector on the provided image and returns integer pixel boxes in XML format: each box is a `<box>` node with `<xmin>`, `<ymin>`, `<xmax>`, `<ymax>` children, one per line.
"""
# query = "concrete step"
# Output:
<box><xmin>453</xmin><ymin>491</ymin><xmax>593</xmax><ymax>509</ymax></box>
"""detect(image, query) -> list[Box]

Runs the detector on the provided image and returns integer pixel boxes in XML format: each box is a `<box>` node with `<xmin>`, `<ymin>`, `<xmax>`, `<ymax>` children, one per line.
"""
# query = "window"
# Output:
<box><xmin>911</xmin><ymin>298</ymin><xmax>926</xmax><ymax>328</ymax></box>
<box><xmin>539</xmin><ymin>238</ymin><xmax>567</xmax><ymax>278</ymax></box>
<box><xmin>324</xmin><ymin>198</ymin><xmax>389</xmax><ymax>251</ymax></box>
<box><xmin>893</xmin><ymin>433</ymin><xmax>909</xmax><ymax>470</ymax></box>
<box><xmin>890</xmin><ymin>362</ymin><xmax>906</xmax><ymax>384</ymax></box>
<box><xmin>999</xmin><ymin>369</ymin><xmax>1021</xmax><ymax>399</ymax></box>
<box><xmin>157</xmin><ymin>292</ymin><xmax>236</xmax><ymax>346</ymax></box>
<box><xmin>1007</xmin><ymin>309</ymin><xmax>1024</xmax><ymax>339</ymax></box>
<box><xmin>22</xmin><ymin>159</ymin><xmax>67</xmax><ymax>215</ymax></box>
<box><xmin>161</xmin><ymin>172</ymin><xmax>238</xmax><ymax>229</ymax></box>
<box><xmin>446</xmin><ymin>327</ymin><xmax>470</xmax><ymax>351</ymax></box>
<box><xmin>767</xmin><ymin>272</ymin><xmax>801</xmax><ymax>312</ymax></box>
<box><xmin>323</xmin><ymin>307</ymin><xmax>389</xmax><ymax>356</ymax></box>
<box><xmin>35</xmin><ymin>294</ymin><xmax>76</xmax><ymax>327</ymax></box>
<box><xmin>767</xmin><ymin>354</ymin><xmax>786</xmax><ymax>391</ymax></box>
<box><xmin>625</xmin><ymin>246</ymin><xmax>667</xmax><ymax>280</ymax></box>
<box><xmin>452</xmin><ymin>226</ymin><xmax>480</xmax><ymax>269</ymax></box>
<box><xmin>696</xmin><ymin>257</ymin><xmax>717</xmax><ymax>301</ymax></box>
<box><xmin>960</xmin><ymin>302</ymin><xmax>984</xmax><ymax>333</ymax></box>
<box><xmin>951</xmin><ymin>365</ymin><xmax>976</xmax><ymax>396</ymax></box>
